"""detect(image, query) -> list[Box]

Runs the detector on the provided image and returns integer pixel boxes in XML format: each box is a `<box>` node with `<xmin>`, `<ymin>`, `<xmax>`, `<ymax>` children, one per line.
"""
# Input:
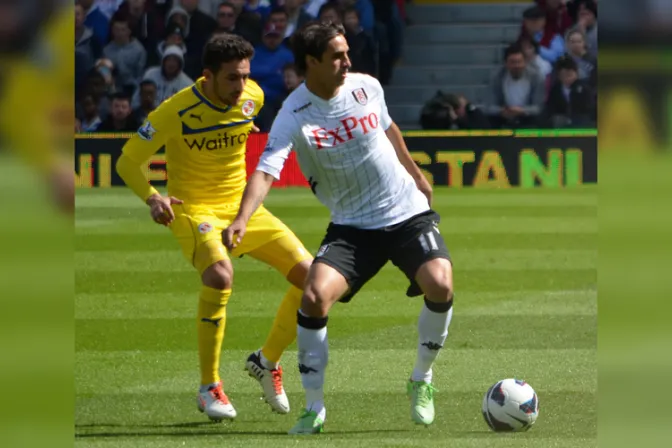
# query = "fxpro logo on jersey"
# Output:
<box><xmin>311</xmin><ymin>112</ymin><xmax>379</xmax><ymax>149</ymax></box>
<box><xmin>183</xmin><ymin>130</ymin><xmax>250</xmax><ymax>151</ymax></box>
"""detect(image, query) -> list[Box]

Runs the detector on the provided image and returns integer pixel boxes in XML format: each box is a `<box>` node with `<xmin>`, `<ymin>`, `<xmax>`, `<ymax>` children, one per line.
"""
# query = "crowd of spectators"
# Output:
<box><xmin>75</xmin><ymin>0</ymin><xmax>408</xmax><ymax>133</ymax></box>
<box><xmin>422</xmin><ymin>0</ymin><xmax>598</xmax><ymax>130</ymax></box>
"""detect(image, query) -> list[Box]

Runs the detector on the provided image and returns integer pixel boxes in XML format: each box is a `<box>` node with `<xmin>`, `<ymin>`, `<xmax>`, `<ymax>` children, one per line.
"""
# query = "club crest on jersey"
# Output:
<box><xmin>198</xmin><ymin>222</ymin><xmax>213</xmax><ymax>234</ymax></box>
<box><xmin>351</xmin><ymin>88</ymin><xmax>368</xmax><ymax>105</ymax></box>
<box><xmin>241</xmin><ymin>100</ymin><xmax>256</xmax><ymax>117</ymax></box>
<box><xmin>138</xmin><ymin>121</ymin><xmax>157</xmax><ymax>141</ymax></box>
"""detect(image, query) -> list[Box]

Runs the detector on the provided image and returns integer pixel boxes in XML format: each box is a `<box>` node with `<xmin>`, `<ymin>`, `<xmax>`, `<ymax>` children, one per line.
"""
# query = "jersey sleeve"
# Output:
<box><xmin>365</xmin><ymin>75</ymin><xmax>393</xmax><ymax>130</ymax></box>
<box><xmin>255</xmin><ymin>109</ymin><xmax>298</xmax><ymax>180</ymax></box>
<box><xmin>115</xmin><ymin>102</ymin><xmax>179</xmax><ymax>201</ymax></box>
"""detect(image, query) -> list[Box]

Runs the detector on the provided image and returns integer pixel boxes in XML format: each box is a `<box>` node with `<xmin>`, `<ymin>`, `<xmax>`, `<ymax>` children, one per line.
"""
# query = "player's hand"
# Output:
<box><xmin>416</xmin><ymin>176</ymin><xmax>433</xmax><ymax>206</ymax></box>
<box><xmin>251</xmin><ymin>124</ymin><xmax>260</xmax><ymax>133</ymax></box>
<box><xmin>146</xmin><ymin>194</ymin><xmax>183</xmax><ymax>226</ymax></box>
<box><xmin>223</xmin><ymin>218</ymin><xmax>247</xmax><ymax>250</ymax></box>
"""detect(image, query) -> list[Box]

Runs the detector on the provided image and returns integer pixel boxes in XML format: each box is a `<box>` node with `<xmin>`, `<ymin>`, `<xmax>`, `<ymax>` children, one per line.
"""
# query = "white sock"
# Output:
<box><xmin>259</xmin><ymin>349</ymin><xmax>278</xmax><ymax>370</ymax></box>
<box><xmin>411</xmin><ymin>304</ymin><xmax>453</xmax><ymax>383</ymax></box>
<box><xmin>297</xmin><ymin>316</ymin><xmax>328</xmax><ymax>419</ymax></box>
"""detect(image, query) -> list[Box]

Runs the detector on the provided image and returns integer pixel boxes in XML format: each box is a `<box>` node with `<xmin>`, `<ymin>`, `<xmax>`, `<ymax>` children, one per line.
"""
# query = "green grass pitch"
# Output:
<box><xmin>75</xmin><ymin>186</ymin><xmax>597</xmax><ymax>447</ymax></box>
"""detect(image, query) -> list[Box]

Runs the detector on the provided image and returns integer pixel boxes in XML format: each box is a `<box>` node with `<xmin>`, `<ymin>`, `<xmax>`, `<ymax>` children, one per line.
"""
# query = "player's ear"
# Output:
<box><xmin>202</xmin><ymin>68</ymin><xmax>214</xmax><ymax>81</ymax></box>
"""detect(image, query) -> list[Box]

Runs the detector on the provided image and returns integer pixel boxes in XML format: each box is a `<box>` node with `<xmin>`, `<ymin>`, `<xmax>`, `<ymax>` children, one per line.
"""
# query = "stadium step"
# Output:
<box><xmin>391</xmin><ymin>65</ymin><xmax>497</xmax><ymax>86</ymax></box>
<box><xmin>405</xmin><ymin>23</ymin><xmax>521</xmax><ymax>45</ymax></box>
<box><xmin>406</xmin><ymin>3</ymin><xmax>529</xmax><ymax>24</ymax></box>
<box><xmin>385</xmin><ymin>85</ymin><xmax>490</xmax><ymax>105</ymax></box>
<box><xmin>388</xmin><ymin>104</ymin><xmax>424</xmax><ymax>127</ymax></box>
<box><xmin>401</xmin><ymin>44</ymin><xmax>507</xmax><ymax>65</ymax></box>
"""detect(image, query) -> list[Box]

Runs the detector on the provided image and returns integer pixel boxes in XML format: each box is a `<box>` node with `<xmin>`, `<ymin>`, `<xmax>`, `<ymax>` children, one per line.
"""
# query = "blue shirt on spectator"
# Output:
<box><xmin>355</xmin><ymin>0</ymin><xmax>375</xmax><ymax>34</ymax></box>
<box><xmin>534</xmin><ymin>31</ymin><xmax>565</xmax><ymax>64</ymax></box>
<box><xmin>251</xmin><ymin>44</ymin><xmax>294</xmax><ymax>105</ymax></box>
<box><xmin>84</xmin><ymin>5</ymin><xmax>110</xmax><ymax>45</ymax></box>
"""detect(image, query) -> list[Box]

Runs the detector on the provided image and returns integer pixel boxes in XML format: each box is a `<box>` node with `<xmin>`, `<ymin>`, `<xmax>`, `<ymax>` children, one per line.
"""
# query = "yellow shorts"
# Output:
<box><xmin>169</xmin><ymin>203</ymin><xmax>311</xmax><ymax>276</ymax></box>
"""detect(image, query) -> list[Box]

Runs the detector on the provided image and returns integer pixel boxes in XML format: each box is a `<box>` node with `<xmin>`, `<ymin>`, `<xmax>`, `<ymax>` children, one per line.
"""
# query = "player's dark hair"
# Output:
<box><xmin>202</xmin><ymin>34</ymin><xmax>255</xmax><ymax>74</ymax></box>
<box><xmin>504</xmin><ymin>42</ymin><xmax>524</xmax><ymax>60</ymax></box>
<box><xmin>291</xmin><ymin>21</ymin><xmax>346</xmax><ymax>75</ymax></box>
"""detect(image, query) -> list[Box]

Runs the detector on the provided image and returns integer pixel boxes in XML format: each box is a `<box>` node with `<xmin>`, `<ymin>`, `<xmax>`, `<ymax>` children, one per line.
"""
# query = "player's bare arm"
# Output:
<box><xmin>223</xmin><ymin>170</ymin><xmax>275</xmax><ymax>249</ymax></box>
<box><xmin>385</xmin><ymin>122</ymin><xmax>433</xmax><ymax>205</ymax></box>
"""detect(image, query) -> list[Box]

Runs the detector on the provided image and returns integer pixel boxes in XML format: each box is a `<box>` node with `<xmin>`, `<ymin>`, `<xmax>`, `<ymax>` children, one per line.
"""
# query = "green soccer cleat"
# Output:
<box><xmin>407</xmin><ymin>380</ymin><xmax>437</xmax><ymax>425</ymax></box>
<box><xmin>287</xmin><ymin>409</ymin><xmax>324</xmax><ymax>435</ymax></box>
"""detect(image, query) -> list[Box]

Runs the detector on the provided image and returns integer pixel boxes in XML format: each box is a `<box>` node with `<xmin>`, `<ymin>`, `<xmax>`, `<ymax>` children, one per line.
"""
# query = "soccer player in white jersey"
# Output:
<box><xmin>224</xmin><ymin>22</ymin><xmax>454</xmax><ymax>434</ymax></box>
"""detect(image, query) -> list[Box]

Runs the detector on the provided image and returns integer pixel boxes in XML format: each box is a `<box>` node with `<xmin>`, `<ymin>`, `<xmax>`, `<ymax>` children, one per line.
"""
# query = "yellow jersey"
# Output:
<box><xmin>117</xmin><ymin>77</ymin><xmax>264</xmax><ymax>205</ymax></box>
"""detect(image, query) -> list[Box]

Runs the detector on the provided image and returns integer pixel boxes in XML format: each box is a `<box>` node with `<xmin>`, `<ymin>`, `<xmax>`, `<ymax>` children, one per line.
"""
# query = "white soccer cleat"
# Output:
<box><xmin>197</xmin><ymin>382</ymin><xmax>237</xmax><ymax>421</ymax></box>
<box><xmin>245</xmin><ymin>350</ymin><xmax>290</xmax><ymax>414</ymax></box>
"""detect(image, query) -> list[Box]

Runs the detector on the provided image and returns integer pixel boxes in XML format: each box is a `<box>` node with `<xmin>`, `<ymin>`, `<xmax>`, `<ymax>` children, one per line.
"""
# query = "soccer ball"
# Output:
<box><xmin>482</xmin><ymin>379</ymin><xmax>539</xmax><ymax>432</ymax></box>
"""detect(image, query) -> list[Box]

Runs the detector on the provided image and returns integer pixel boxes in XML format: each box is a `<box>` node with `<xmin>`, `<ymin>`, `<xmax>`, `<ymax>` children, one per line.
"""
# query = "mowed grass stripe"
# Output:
<box><xmin>75</xmin><ymin>269</ymin><xmax>596</xmax><ymax>295</ymax></box>
<box><xmin>76</xmin><ymin>349</ymin><xmax>596</xmax><ymax>394</ymax></box>
<box><xmin>75</xmin><ymin>314</ymin><xmax>596</xmax><ymax>351</ymax></box>
<box><xmin>76</xmin><ymin>205</ymin><xmax>595</xmax><ymax>221</ymax></box>
<box><xmin>75</xmin><ymin>391</ymin><xmax>595</xmax><ymax>439</ymax></box>
<box><xmin>75</xmin><ymin>249</ymin><xmax>597</xmax><ymax>272</ymax></box>
<box><xmin>75</xmin><ymin>437</ymin><xmax>597</xmax><ymax>448</ymax></box>
<box><xmin>75</xmin><ymin>216</ymin><xmax>597</xmax><ymax>235</ymax></box>
<box><xmin>76</xmin><ymin>232</ymin><xmax>597</xmax><ymax>252</ymax></box>
<box><xmin>75</xmin><ymin>185</ymin><xmax>598</xmax><ymax>208</ymax></box>
<box><xmin>75</xmin><ymin>290</ymin><xmax>597</xmax><ymax>319</ymax></box>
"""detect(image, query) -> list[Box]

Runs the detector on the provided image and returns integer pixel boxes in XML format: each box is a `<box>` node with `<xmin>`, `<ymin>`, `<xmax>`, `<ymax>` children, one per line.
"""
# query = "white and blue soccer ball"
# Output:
<box><xmin>482</xmin><ymin>379</ymin><xmax>539</xmax><ymax>432</ymax></box>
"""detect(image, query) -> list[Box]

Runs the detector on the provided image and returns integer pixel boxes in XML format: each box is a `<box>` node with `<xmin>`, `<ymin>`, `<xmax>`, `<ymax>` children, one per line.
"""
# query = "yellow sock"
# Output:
<box><xmin>198</xmin><ymin>286</ymin><xmax>231</xmax><ymax>386</ymax></box>
<box><xmin>261</xmin><ymin>285</ymin><xmax>302</xmax><ymax>364</ymax></box>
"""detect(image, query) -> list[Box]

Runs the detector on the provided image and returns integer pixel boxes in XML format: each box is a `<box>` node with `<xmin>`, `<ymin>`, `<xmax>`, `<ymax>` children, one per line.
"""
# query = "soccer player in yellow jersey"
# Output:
<box><xmin>115</xmin><ymin>35</ymin><xmax>312</xmax><ymax>421</ymax></box>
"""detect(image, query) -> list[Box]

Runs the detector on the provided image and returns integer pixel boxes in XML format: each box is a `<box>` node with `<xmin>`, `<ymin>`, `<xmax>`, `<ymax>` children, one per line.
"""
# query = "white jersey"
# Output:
<box><xmin>256</xmin><ymin>73</ymin><xmax>429</xmax><ymax>229</ymax></box>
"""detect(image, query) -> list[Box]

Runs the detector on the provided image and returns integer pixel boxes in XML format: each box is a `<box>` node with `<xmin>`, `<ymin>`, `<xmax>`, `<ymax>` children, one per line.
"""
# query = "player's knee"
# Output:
<box><xmin>300</xmin><ymin>283</ymin><xmax>330</xmax><ymax>317</ymax></box>
<box><xmin>202</xmin><ymin>262</ymin><xmax>234</xmax><ymax>290</ymax></box>
<box><xmin>425</xmin><ymin>279</ymin><xmax>453</xmax><ymax>303</ymax></box>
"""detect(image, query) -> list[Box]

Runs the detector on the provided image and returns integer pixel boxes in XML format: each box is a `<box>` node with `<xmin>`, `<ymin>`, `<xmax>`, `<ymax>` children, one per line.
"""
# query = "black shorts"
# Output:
<box><xmin>314</xmin><ymin>210</ymin><xmax>451</xmax><ymax>303</ymax></box>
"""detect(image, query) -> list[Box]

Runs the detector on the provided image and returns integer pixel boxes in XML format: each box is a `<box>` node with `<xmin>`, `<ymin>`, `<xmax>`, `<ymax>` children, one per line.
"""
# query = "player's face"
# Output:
<box><xmin>312</xmin><ymin>35</ymin><xmax>350</xmax><ymax>88</ymax></box>
<box><xmin>208</xmin><ymin>59</ymin><xmax>251</xmax><ymax>105</ymax></box>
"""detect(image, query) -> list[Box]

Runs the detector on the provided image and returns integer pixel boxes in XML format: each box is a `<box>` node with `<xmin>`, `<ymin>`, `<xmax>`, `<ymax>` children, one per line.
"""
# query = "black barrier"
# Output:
<box><xmin>75</xmin><ymin>132</ymin><xmax>597</xmax><ymax>188</ymax></box>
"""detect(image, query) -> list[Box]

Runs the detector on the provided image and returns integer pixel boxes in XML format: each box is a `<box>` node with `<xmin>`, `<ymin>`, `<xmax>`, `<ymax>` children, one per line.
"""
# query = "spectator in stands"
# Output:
<box><xmin>519</xmin><ymin>36</ymin><xmax>552</xmax><ymax>79</ymax></box>
<box><xmin>214</xmin><ymin>1</ymin><xmax>260</xmax><ymax>45</ymax></box>
<box><xmin>255</xmin><ymin>63</ymin><xmax>304</xmax><ymax>132</ymax></box>
<box><xmin>178</xmin><ymin>0</ymin><xmax>218</xmax><ymax>79</ymax></box>
<box><xmin>76</xmin><ymin>2</ymin><xmax>103</xmax><ymax>70</ymax></box>
<box><xmin>79</xmin><ymin>0</ymin><xmax>110</xmax><ymax>44</ymax></box>
<box><xmin>114</xmin><ymin>0</ymin><xmax>165</xmax><ymax>59</ymax></box>
<box><xmin>132</xmin><ymin>79</ymin><xmax>157</xmax><ymax>123</ymax></box>
<box><xmin>268</xmin><ymin>7</ymin><xmax>290</xmax><ymax>35</ymax></box>
<box><xmin>544</xmin><ymin>55</ymin><xmax>595</xmax><ymax>128</ymax></box>
<box><xmin>246</xmin><ymin>0</ymin><xmax>274</xmax><ymax>20</ymax></box>
<box><xmin>520</xmin><ymin>5</ymin><xmax>564</xmax><ymax>64</ymax></box>
<box><xmin>251</xmin><ymin>23</ymin><xmax>294</xmax><ymax>107</ymax></box>
<box><xmin>135</xmin><ymin>45</ymin><xmax>193</xmax><ymax>108</ymax></box>
<box><xmin>103</xmin><ymin>15</ymin><xmax>147</xmax><ymax>95</ymax></box>
<box><xmin>318</xmin><ymin>2</ymin><xmax>343</xmax><ymax>25</ymax></box>
<box><xmin>564</xmin><ymin>27</ymin><xmax>596</xmax><ymax>88</ymax></box>
<box><xmin>97</xmin><ymin>92</ymin><xmax>141</xmax><ymax>131</ymax></box>
<box><xmin>95</xmin><ymin>0</ymin><xmax>125</xmax><ymax>19</ymax></box>
<box><xmin>78</xmin><ymin>93</ymin><xmax>103</xmax><ymax>132</ymax></box>
<box><xmin>573</xmin><ymin>0</ymin><xmax>597</xmax><ymax>58</ymax></box>
<box><xmin>486</xmin><ymin>43</ymin><xmax>546</xmax><ymax>129</ymax></box>
<box><xmin>154</xmin><ymin>24</ymin><xmax>188</xmax><ymax>67</ymax></box>
<box><xmin>198</xmin><ymin>0</ymin><xmax>224</xmax><ymax>18</ymax></box>
<box><xmin>223</xmin><ymin>0</ymin><xmax>263</xmax><ymax>46</ymax></box>
<box><xmin>445</xmin><ymin>93</ymin><xmax>490</xmax><ymax>130</ymax></box>
<box><xmin>284</xmin><ymin>0</ymin><xmax>313</xmax><ymax>38</ymax></box>
<box><xmin>343</xmin><ymin>7</ymin><xmax>377</xmax><ymax>76</ymax></box>
<box><xmin>536</xmin><ymin>0</ymin><xmax>573</xmax><ymax>38</ymax></box>
<box><xmin>83</xmin><ymin>62</ymin><xmax>115</xmax><ymax>120</ymax></box>
<box><xmin>371</xmin><ymin>0</ymin><xmax>404</xmax><ymax>85</ymax></box>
